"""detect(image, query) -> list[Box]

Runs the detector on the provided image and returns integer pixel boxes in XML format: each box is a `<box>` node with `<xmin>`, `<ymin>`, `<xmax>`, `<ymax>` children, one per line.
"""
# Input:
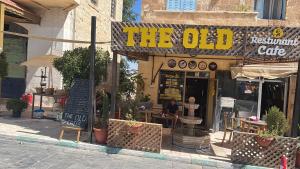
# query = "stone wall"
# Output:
<box><xmin>142</xmin><ymin>0</ymin><xmax>300</xmax><ymax>27</ymax></box>
<box><xmin>74</xmin><ymin>0</ymin><xmax>123</xmax><ymax>51</ymax></box>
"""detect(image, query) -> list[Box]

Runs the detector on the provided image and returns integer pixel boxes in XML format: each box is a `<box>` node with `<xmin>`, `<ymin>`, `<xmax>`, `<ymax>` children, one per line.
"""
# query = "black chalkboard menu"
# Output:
<box><xmin>62</xmin><ymin>79</ymin><xmax>89</xmax><ymax>129</ymax></box>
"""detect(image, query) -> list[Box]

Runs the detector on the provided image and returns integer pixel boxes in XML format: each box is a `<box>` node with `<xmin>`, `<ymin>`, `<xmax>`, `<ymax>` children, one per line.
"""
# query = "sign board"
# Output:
<box><xmin>62</xmin><ymin>79</ymin><xmax>89</xmax><ymax>129</ymax></box>
<box><xmin>111</xmin><ymin>22</ymin><xmax>300</xmax><ymax>62</ymax></box>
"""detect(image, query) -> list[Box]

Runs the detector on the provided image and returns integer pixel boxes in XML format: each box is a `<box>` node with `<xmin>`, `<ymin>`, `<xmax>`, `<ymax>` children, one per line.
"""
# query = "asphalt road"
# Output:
<box><xmin>0</xmin><ymin>138</ymin><xmax>203</xmax><ymax>169</ymax></box>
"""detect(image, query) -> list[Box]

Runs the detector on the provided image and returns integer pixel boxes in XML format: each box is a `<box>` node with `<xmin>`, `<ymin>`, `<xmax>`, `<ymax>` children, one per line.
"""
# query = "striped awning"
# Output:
<box><xmin>231</xmin><ymin>62</ymin><xmax>298</xmax><ymax>79</ymax></box>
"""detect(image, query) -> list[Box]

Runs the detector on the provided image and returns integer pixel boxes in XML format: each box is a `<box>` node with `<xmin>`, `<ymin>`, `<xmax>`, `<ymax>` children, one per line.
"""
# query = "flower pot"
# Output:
<box><xmin>12</xmin><ymin>111</ymin><xmax>21</xmax><ymax>118</ymax></box>
<box><xmin>127</xmin><ymin>125</ymin><xmax>142</xmax><ymax>134</ymax></box>
<box><xmin>296</xmin><ymin>151</ymin><xmax>300</xmax><ymax>167</ymax></box>
<box><xmin>35</xmin><ymin>87</ymin><xmax>43</xmax><ymax>94</ymax></box>
<box><xmin>45</xmin><ymin>88</ymin><xmax>54</xmax><ymax>95</ymax></box>
<box><xmin>93</xmin><ymin>128</ymin><xmax>107</xmax><ymax>144</ymax></box>
<box><xmin>255</xmin><ymin>136</ymin><xmax>274</xmax><ymax>147</ymax></box>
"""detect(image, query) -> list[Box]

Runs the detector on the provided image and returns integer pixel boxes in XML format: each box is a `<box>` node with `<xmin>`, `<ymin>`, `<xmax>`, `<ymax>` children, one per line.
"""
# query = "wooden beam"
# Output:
<box><xmin>292</xmin><ymin>59</ymin><xmax>300</xmax><ymax>137</ymax></box>
<box><xmin>0</xmin><ymin>3</ymin><xmax>4</xmax><ymax>51</ymax></box>
<box><xmin>110</xmin><ymin>52</ymin><xmax>118</xmax><ymax>118</ymax></box>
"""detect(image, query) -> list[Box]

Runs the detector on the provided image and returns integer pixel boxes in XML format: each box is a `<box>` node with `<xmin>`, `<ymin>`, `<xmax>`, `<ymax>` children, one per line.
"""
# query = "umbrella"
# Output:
<box><xmin>20</xmin><ymin>54</ymin><xmax>60</xmax><ymax>67</ymax></box>
<box><xmin>20</xmin><ymin>54</ymin><xmax>60</xmax><ymax>88</ymax></box>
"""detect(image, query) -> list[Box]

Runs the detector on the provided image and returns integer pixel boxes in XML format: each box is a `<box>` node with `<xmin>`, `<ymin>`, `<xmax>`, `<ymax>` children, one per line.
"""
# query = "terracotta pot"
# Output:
<box><xmin>93</xmin><ymin>128</ymin><xmax>107</xmax><ymax>144</ymax></box>
<box><xmin>296</xmin><ymin>151</ymin><xmax>300</xmax><ymax>167</ymax></box>
<box><xmin>127</xmin><ymin>125</ymin><xmax>142</xmax><ymax>134</ymax></box>
<box><xmin>255</xmin><ymin>136</ymin><xmax>274</xmax><ymax>147</ymax></box>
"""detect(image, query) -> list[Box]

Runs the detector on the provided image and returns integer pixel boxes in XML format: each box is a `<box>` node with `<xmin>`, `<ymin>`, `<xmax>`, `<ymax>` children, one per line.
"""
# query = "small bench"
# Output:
<box><xmin>59</xmin><ymin>126</ymin><xmax>82</xmax><ymax>142</ymax></box>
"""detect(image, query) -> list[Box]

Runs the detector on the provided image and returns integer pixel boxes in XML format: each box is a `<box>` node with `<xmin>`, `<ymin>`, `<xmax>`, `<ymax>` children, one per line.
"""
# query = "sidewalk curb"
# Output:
<box><xmin>5</xmin><ymin>134</ymin><xmax>270</xmax><ymax>169</ymax></box>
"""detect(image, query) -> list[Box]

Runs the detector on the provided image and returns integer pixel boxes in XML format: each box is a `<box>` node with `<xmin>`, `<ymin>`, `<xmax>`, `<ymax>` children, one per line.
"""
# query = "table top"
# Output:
<box><xmin>240</xmin><ymin>119</ymin><xmax>267</xmax><ymax>126</ymax></box>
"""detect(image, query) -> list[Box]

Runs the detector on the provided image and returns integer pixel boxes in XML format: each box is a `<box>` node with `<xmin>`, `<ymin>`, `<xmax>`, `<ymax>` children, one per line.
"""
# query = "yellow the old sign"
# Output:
<box><xmin>123</xmin><ymin>27</ymin><xmax>233</xmax><ymax>50</ymax></box>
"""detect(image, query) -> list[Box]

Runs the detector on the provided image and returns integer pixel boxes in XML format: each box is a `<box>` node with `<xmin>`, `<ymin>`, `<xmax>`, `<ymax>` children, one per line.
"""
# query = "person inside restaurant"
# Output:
<box><xmin>164</xmin><ymin>98</ymin><xmax>179</xmax><ymax>127</ymax></box>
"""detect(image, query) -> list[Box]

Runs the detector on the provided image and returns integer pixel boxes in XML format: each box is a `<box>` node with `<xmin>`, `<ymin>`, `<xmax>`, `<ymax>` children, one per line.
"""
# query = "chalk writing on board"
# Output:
<box><xmin>62</xmin><ymin>79</ymin><xmax>89</xmax><ymax>129</ymax></box>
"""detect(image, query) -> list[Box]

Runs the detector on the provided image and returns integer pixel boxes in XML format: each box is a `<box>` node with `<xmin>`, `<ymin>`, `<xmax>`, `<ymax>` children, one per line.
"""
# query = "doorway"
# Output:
<box><xmin>185</xmin><ymin>78</ymin><xmax>208</xmax><ymax>125</ymax></box>
<box><xmin>261</xmin><ymin>81</ymin><xmax>285</xmax><ymax>116</ymax></box>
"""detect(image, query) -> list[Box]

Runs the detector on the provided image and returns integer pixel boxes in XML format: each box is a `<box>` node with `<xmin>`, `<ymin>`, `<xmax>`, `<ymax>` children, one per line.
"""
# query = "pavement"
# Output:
<box><xmin>0</xmin><ymin>115</ymin><xmax>271</xmax><ymax>169</ymax></box>
<box><xmin>0</xmin><ymin>136</ymin><xmax>203</xmax><ymax>169</ymax></box>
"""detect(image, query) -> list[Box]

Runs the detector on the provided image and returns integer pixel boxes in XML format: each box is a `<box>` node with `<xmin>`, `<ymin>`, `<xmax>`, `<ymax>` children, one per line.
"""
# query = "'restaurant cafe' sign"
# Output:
<box><xmin>111</xmin><ymin>22</ymin><xmax>300</xmax><ymax>60</ymax></box>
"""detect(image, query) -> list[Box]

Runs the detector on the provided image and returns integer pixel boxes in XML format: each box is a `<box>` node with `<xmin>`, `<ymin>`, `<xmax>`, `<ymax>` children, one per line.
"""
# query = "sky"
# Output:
<box><xmin>127</xmin><ymin>0</ymin><xmax>141</xmax><ymax>70</ymax></box>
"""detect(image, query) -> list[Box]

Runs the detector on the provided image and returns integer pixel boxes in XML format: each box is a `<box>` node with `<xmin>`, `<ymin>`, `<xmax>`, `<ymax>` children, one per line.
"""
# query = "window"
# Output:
<box><xmin>158</xmin><ymin>70</ymin><xmax>184</xmax><ymax>104</ymax></box>
<box><xmin>167</xmin><ymin>0</ymin><xmax>196</xmax><ymax>11</ymax></box>
<box><xmin>255</xmin><ymin>0</ymin><xmax>286</xmax><ymax>20</ymax></box>
<box><xmin>111</xmin><ymin>0</ymin><xmax>116</xmax><ymax>19</ymax></box>
<box><xmin>90</xmin><ymin>0</ymin><xmax>98</xmax><ymax>6</ymax></box>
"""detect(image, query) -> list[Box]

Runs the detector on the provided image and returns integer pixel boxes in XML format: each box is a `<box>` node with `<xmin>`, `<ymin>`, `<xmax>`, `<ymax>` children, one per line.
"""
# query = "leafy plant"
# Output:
<box><xmin>126</xmin><ymin>120</ymin><xmax>142</xmax><ymax>127</ymax></box>
<box><xmin>266</xmin><ymin>106</ymin><xmax>288</xmax><ymax>136</ymax></box>
<box><xmin>123</xmin><ymin>0</ymin><xmax>137</xmax><ymax>22</ymax></box>
<box><xmin>53</xmin><ymin>47</ymin><xmax>110</xmax><ymax>89</ymax></box>
<box><xmin>95</xmin><ymin>90</ymin><xmax>110</xmax><ymax>129</ymax></box>
<box><xmin>6</xmin><ymin>99</ymin><xmax>28</xmax><ymax>117</ymax></box>
<box><xmin>257</xmin><ymin>129</ymin><xmax>278</xmax><ymax>138</ymax></box>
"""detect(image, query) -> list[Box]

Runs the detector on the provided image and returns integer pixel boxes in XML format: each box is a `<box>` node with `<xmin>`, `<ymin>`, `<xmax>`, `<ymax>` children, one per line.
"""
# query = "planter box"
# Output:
<box><xmin>107</xmin><ymin>119</ymin><xmax>162</xmax><ymax>153</ymax></box>
<box><xmin>231</xmin><ymin>131</ymin><xmax>297</xmax><ymax>169</ymax></box>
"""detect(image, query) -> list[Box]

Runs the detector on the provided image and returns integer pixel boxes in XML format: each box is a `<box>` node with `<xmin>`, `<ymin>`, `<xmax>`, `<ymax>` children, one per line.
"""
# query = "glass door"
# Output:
<box><xmin>235</xmin><ymin>80</ymin><xmax>260</xmax><ymax>118</ymax></box>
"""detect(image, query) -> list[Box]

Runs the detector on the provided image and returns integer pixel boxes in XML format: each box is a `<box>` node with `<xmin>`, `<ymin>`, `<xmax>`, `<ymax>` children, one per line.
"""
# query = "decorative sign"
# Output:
<box><xmin>167</xmin><ymin>59</ymin><xmax>176</xmax><ymax>68</ymax></box>
<box><xmin>62</xmin><ymin>79</ymin><xmax>89</xmax><ymax>129</ymax></box>
<box><xmin>198</xmin><ymin>61</ymin><xmax>207</xmax><ymax>70</ymax></box>
<box><xmin>178</xmin><ymin>60</ymin><xmax>187</xmax><ymax>69</ymax></box>
<box><xmin>188</xmin><ymin>60</ymin><xmax>197</xmax><ymax>69</ymax></box>
<box><xmin>208</xmin><ymin>62</ymin><xmax>218</xmax><ymax>71</ymax></box>
<box><xmin>111</xmin><ymin>22</ymin><xmax>300</xmax><ymax>62</ymax></box>
<box><xmin>250</xmin><ymin>28</ymin><xmax>298</xmax><ymax>57</ymax></box>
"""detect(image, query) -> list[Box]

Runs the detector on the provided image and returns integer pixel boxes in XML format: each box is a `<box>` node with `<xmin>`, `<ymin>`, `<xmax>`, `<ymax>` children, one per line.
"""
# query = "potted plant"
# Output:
<box><xmin>125</xmin><ymin>119</ymin><xmax>143</xmax><ymax>134</ymax></box>
<box><xmin>6</xmin><ymin>99</ymin><xmax>28</xmax><ymax>117</ymax></box>
<box><xmin>255</xmin><ymin>130</ymin><xmax>277</xmax><ymax>147</ymax></box>
<box><xmin>265</xmin><ymin>106</ymin><xmax>288</xmax><ymax>136</ymax></box>
<box><xmin>255</xmin><ymin>106</ymin><xmax>288</xmax><ymax>147</ymax></box>
<box><xmin>93</xmin><ymin>90</ymin><xmax>110</xmax><ymax>144</ymax></box>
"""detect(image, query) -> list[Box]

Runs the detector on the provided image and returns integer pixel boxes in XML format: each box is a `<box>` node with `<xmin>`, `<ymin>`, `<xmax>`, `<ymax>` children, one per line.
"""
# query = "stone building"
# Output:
<box><xmin>137</xmin><ymin>0</ymin><xmax>298</xmax><ymax>131</ymax></box>
<box><xmin>0</xmin><ymin>0</ymin><xmax>123</xmax><ymax>99</ymax></box>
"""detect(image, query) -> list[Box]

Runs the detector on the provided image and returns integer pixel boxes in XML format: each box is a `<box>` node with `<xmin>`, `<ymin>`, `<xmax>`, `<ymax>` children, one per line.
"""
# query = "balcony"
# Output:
<box><xmin>13</xmin><ymin>0</ymin><xmax>80</xmax><ymax>11</ymax></box>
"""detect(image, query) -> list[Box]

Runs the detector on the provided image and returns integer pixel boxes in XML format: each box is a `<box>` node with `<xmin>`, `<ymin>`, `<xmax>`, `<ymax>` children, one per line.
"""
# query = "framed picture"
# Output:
<box><xmin>198</xmin><ymin>61</ymin><xmax>207</xmax><ymax>70</ymax></box>
<box><xmin>188</xmin><ymin>60</ymin><xmax>197</xmax><ymax>69</ymax></box>
<box><xmin>178</xmin><ymin>60</ymin><xmax>187</xmax><ymax>69</ymax></box>
<box><xmin>167</xmin><ymin>59</ymin><xmax>176</xmax><ymax>68</ymax></box>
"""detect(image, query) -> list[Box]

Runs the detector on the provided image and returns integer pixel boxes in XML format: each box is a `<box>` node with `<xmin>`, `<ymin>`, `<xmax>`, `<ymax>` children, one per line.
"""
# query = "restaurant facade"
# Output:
<box><xmin>113</xmin><ymin>0</ymin><xmax>300</xmax><ymax>133</ymax></box>
<box><xmin>111</xmin><ymin>8</ymin><xmax>300</xmax><ymax>133</ymax></box>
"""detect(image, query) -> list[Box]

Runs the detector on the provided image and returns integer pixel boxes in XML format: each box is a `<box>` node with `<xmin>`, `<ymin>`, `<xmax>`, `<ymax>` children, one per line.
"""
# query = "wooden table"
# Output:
<box><xmin>136</xmin><ymin>110</ymin><xmax>154</xmax><ymax>122</ymax></box>
<box><xmin>31</xmin><ymin>93</ymin><xmax>66</xmax><ymax>118</ymax></box>
<box><xmin>151</xmin><ymin>113</ymin><xmax>176</xmax><ymax>128</ymax></box>
<box><xmin>240</xmin><ymin>119</ymin><xmax>267</xmax><ymax>133</ymax></box>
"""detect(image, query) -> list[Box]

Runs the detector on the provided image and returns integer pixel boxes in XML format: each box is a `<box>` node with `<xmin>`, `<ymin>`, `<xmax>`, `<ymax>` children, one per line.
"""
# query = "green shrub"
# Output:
<box><xmin>266</xmin><ymin>106</ymin><xmax>288</xmax><ymax>136</ymax></box>
<box><xmin>6</xmin><ymin>99</ymin><xmax>28</xmax><ymax>117</ymax></box>
<box><xmin>53</xmin><ymin>47</ymin><xmax>110</xmax><ymax>89</ymax></box>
